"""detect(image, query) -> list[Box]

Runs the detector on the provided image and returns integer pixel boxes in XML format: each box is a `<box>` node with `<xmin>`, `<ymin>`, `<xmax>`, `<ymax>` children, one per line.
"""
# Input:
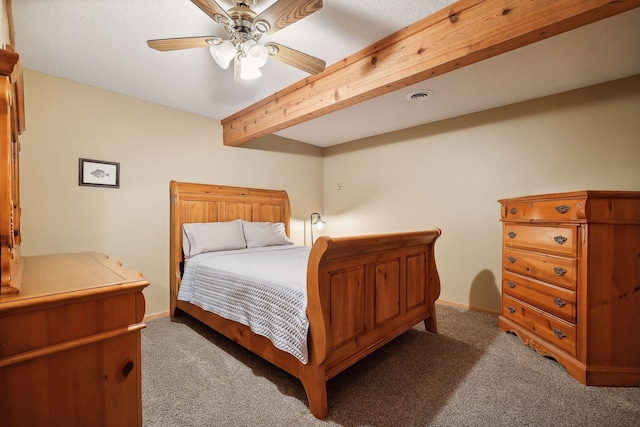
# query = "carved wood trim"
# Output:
<box><xmin>0</xmin><ymin>46</ymin><xmax>24</xmax><ymax>294</ymax></box>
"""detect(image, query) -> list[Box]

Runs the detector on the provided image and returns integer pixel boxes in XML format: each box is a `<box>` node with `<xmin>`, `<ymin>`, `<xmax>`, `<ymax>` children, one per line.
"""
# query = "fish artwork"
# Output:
<box><xmin>91</xmin><ymin>169</ymin><xmax>110</xmax><ymax>179</ymax></box>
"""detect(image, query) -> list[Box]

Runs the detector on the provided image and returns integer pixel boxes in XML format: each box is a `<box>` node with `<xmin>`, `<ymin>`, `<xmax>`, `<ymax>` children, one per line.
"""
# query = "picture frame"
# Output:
<box><xmin>79</xmin><ymin>158</ymin><xmax>120</xmax><ymax>188</ymax></box>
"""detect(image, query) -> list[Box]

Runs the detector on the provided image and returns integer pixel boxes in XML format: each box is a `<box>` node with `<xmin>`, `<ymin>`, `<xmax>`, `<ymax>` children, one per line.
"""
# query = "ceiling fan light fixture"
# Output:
<box><xmin>210</xmin><ymin>41</ymin><xmax>236</xmax><ymax>70</ymax></box>
<box><xmin>246</xmin><ymin>43</ymin><xmax>269</xmax><ymax>68</ymax></box>
<box><xmin>239</xmin><ymin>59</ymin><xmax>262</xmax><ymax>80</ymax></box>
<box><xmin>149</xmin><ymin>0</ymin><xmax>326</xmax><ymax>83</ymax></box>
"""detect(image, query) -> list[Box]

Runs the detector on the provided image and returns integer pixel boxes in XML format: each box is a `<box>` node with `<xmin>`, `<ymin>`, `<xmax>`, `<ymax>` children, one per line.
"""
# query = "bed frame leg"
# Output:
<box><xmin>170</xmin><ymin>305</ymin><xmax>179</xmax><ymax>319</ymax></box>
<box><xmin>300</xmin><ymin>366</ymin><xmax>328</xmax><ymax>419</ymax></box>
<box><xmin>424</xmin><ymin>306</ymin><xmax>438</xmax><ymax>333</ymax></box>
<box><xmin>424</xmin><ymin>317</ymin><xmax>437</xmax><ymax>333</ymax></box>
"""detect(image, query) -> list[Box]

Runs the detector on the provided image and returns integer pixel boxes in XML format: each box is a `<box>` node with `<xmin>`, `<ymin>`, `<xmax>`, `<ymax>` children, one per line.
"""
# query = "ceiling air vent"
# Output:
<box><xmin>406</xmin><ymin>90</ymin><xmax>433</xmax><ymax>101</ymax></box>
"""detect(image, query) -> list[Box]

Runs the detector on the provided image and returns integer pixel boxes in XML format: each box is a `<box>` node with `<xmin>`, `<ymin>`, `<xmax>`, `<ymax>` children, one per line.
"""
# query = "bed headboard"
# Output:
<box><xmin>169</xmin><ymin>181</ymin><xmax>291</xmax><ymax>315</ymax></box>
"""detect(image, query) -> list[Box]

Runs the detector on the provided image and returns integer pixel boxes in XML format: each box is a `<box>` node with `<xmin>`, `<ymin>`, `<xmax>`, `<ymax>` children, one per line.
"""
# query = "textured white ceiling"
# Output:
<box><xmin>11</xmin><ymin>1</ymin><xmax>640</xmax><ymax>147</ymax></box>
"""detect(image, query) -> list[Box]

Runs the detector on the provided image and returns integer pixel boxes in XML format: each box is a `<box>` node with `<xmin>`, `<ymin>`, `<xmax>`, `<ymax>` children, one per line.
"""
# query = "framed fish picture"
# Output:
<box><xmin>79</xmin><ymin>158</ymin><xmax>120</xmax><ymax>188</ymax></box>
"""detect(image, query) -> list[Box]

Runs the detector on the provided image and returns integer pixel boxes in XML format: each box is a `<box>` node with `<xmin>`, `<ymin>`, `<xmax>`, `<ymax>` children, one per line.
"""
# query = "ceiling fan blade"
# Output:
<box><xmin>255</xmin><ymin>0</ymin><xmax>323</xmax><ymax>34</ymax></box>
<box><xmin>147</xmin><ymin>37</ymin><xmax>219</xmax><ymax>51</ymax></box>
<box><xmin>266</xmin><ymin>42</ymin><xmax>325</xmax><ymax>75</ymax></box>
<box><xmin>190</xmin><ymin>0</ymin><xmax>231</xmax><ymax>24</ymax></box>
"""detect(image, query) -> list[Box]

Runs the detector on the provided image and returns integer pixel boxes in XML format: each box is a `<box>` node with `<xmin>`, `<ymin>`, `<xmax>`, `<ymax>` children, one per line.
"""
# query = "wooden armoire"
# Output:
<box><xmin>0</xmin><ymin>46</ymin><xmax>23</xmax><ymax>292</ymax></box>
<box><xmin>0</xmin><ymin>47</ymin><xmax>149</xmax><ymax>426</ymax></box>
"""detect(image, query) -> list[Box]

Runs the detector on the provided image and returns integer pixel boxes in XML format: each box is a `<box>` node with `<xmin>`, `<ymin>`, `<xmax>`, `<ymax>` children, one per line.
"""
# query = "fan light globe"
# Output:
<box><xmin>238</xmin><ymin>40</ymin><xmax>266</xmax><ymax>80</ymax></box>
<box><xmin>210</xmin><ymin>41</ymin><xmax>236</xmax><ymax>70</ymax></box>
<box><xmin>246</xmin><ymin>44</ymin><xmax>269</xmax><ymax>68</ymax></box>
<box><xmin>240</xmin><ymin>59</ymin><xmax>262</xmax><ymax>80</ymax></box>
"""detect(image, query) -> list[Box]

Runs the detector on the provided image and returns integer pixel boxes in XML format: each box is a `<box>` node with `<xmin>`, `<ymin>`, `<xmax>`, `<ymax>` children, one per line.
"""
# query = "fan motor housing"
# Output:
<box><xmin>228</xmin><ymin>5</ymin><xmax>258</xmax><ymax>40</ymax></box>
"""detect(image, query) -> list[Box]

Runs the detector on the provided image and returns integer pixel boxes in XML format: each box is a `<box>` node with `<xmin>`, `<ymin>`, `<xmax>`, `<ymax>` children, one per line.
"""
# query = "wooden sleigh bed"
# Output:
<box><xmin>169</xmin><ymin>181</ymin><xmax>442</xmax><ymax>419</ymax></box>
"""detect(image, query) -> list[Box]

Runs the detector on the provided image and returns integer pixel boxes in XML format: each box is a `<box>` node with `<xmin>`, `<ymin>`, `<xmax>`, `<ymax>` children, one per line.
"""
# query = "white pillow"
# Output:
<box><xmin>242</xmin><ymin>221</ymin><xmax>293</xmax><ymax>248</ymax></box>
<box><xmin>182</xmin><ymin>220</ymin><xmax>246</xmax><ymax>258</ymax></box>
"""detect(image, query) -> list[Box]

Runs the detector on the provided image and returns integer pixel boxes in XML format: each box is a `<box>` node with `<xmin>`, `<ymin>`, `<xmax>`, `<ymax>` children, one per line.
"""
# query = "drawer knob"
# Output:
<box><xmin>553</xmin><ymin>267</ymin><xmax>567</xmax><ymax>276</ymax></box>
<box><xmin>507</xmin><ymin>280</ymin><xmax>516</xmax><ymax>289</ymax></box>
<box><xmin>553</xmin><ymin>329</ymin><xmax>567</xmax><ymax>340</ymax></box>
<box><xmin>507</xmin><ymin>256</ymin><xmax>516</xmax><ymax>264</ymax></box>
<box><xmin>508</xmin><ymin>231</ymin><xmax>517</xmax><ymax>239</ymax></box>
<box><xmin>554</xmin><ymin>235</ymin><xmax>568</xmax><ymax>245</ymax></box>
<box><xmin>553</xmin><ymin>297</ymin><xmax>567</xmax><ymax>308</ymax></box>
<box><xmin>122</xmin><ymin>361</ymin><xmax>134</xmax><ymax>378</ymax></box>
<box><xmin>555</xmin><ymin>205</ymin><xmax>570</xmax><ymax>214</ymax></box>
<box><xmin>507</xmin><ymin>305</ymin><xmax>516</xmax><ymax>314</ymax></box>
<box><xmin>510</xmin><ymin>208</ymin><xmax>517</xmax><ymax>215</ymax></box>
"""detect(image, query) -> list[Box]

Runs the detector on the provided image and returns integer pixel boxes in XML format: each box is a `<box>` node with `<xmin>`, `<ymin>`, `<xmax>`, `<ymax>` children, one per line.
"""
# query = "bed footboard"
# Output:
<box><xmin>303</xmin><ymin>229</ymin><xmax>442</xmax><ymax>418</ymax></box>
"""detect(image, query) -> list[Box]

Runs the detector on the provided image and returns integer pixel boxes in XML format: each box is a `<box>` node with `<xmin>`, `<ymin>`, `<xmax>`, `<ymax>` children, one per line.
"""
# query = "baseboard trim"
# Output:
<box><xmin>144</xmin><ymin>310</ymin><xmax>170</xmax><ymax>322</ymax></box>
<box><xmin>436</xmin><ymin>299</ymin><xmax>500</xmax><ymax>315</ymax></box>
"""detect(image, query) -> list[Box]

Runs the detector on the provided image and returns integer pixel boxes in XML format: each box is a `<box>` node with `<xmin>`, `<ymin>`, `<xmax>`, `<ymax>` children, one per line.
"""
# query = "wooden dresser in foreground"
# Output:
<box><xmin>0</xmin><ymin>252</ymin><xmax>149</xmax><ymax>427</ymax></box>
<box><xmin>498</xmin><ymin>191</ymin><xmax>640</xmax><ymax>386</ymax></box>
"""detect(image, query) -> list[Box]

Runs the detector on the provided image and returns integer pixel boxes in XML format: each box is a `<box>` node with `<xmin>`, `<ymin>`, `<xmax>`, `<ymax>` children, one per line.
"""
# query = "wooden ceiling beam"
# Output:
<box><xmin>222</xmin><ymin>0</ymin><xmax>640</xmax><ymax>147</ymax></box>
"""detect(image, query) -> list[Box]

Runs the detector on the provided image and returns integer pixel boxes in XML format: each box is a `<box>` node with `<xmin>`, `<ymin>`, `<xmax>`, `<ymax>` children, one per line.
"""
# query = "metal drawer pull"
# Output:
<box><xmin>554</xmin><ymin>235</ymin><xmax>567</xmax><ymax>245</ymax></box>
<box><xmin>553</xmin><ymin>329</ymin><xmax>567</xmax><ymax>340</ymax></box>
<box><xmin>507</xmin><ymin>256</ymin><xmax>516</xmax><ymax>264</ymax></box>
<box><xmin>555</xmin><ymin>205</ymin><xmax>570</xmax><ymax>214</ymax></box>
<box><xmin>553</xmin><ymin>297</ymin><xmax>567</xmax><ymax>308</ymax></box>
<box><xmin>507</xmin><ymin>306</ymin><xmax>516</xmax><ymax>314</ymax></box>
<box><xmin>507</xmin><ymin>280</ymin><xmax>516</xmax><ymax>288</ymax></box>
<box><xmin>508</xmin><ymin>231</ymin><xmax>517</xmax><ymax>239</ymax></box>
<box><xmin>510</xmin><ymin>207</ymin><xmax>517</xmax><ymax>215</ymax></box>
<box><xmin>554</xmin><ymin>267</ymin><xmax>567</xmax><ymax>276</ymax></box>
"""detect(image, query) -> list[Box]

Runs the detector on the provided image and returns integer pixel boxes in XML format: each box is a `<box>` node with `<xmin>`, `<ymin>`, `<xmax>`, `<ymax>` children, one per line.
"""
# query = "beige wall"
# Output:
<box><xmin>323</xmin><ymin>75</ymin><xmax>640</xmax><ymax>312</ymax></box>
<box><xmin>19</xmin><ymin>68</ymin><xmax>640</xmax><ymax>316</ymax></box>
<box><xmin>20</xmin><ymin>69</ymin><xmax>324</xmax><ymax>316</ymax></box>
<box><xmin>1</xmin><ymin>0</ymin><xmax>10</xmax><ymax>47</ymax></box>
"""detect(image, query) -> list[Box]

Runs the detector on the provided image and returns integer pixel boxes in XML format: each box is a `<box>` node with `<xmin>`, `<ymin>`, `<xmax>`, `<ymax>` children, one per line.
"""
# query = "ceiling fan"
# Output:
<box><xmin>147</xmin><ymin>0</ymin><xmax>326</xmax><ymax>85</ymax></box>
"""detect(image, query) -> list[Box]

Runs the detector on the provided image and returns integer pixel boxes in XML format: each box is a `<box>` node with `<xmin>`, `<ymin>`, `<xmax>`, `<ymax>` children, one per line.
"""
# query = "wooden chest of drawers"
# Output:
<box><xmin>498</xmin><ymin>191</ymin><xmax>640</xmax><ymax>386</ymax></box>
<box><xmin>0</xmin><ymin>252</ymin><xmax>149</xmax><ymax>426</ymax></box>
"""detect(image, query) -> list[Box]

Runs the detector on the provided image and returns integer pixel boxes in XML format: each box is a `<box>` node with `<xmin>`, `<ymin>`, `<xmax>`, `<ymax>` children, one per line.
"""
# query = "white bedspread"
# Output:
<box><xmin>177</xmin><ymin>245</ymin><xmax>311</xmax><ymax>364</ymax></box>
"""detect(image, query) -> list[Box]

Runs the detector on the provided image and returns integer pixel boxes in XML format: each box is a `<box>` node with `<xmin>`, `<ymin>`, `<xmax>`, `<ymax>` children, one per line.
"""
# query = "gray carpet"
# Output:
<box><xmin>141</xmin><ymin>305</ymin><xmax>640</xmax><ymax>426</ymax></box>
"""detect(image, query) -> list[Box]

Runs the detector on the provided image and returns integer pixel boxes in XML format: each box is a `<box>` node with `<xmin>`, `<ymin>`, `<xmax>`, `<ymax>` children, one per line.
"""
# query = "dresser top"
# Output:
<box><xmin>0</xmin><ymin>252</ymin><xmax>148</xmax><ymax>310</ymax></box>
<box><xmin>498</xmin><ymin>190</ymin><xmax>640</xmax><ymax>203</ymax></box>
<box><xmin>499</xmin><ymin>190</ymin><xmax>640</xmax><ymax>223</ymax></box>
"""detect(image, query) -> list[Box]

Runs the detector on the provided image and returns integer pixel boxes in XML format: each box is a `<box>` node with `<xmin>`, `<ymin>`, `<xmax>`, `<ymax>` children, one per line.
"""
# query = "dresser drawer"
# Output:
<box><xmin>503</xmin><ymin>224</ymin><xmax>577</xmax><ymax>256</ymax></box>
<box><xmin>1</xmin><ymin>330</ymin><xmax>142</xmax><ymax>427</ymax></box>
<box><xmin>504</xmin><ymin>248</ymin><xmax>577</xmax><ymax>290</ymax></box>
<box><xmin>502</xmin><ymin>295</ymin><xmax>576</xmax><ymax>357</ymax></box>
<box><xmin>501</xmin><ymin>198</ymin><xmax>584</xmax><ymax>222</ymax></box>
<box><xmin>502</xmin><ymin>271</ymin><xmax>576</xmax><ymax>322</ymax></box>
